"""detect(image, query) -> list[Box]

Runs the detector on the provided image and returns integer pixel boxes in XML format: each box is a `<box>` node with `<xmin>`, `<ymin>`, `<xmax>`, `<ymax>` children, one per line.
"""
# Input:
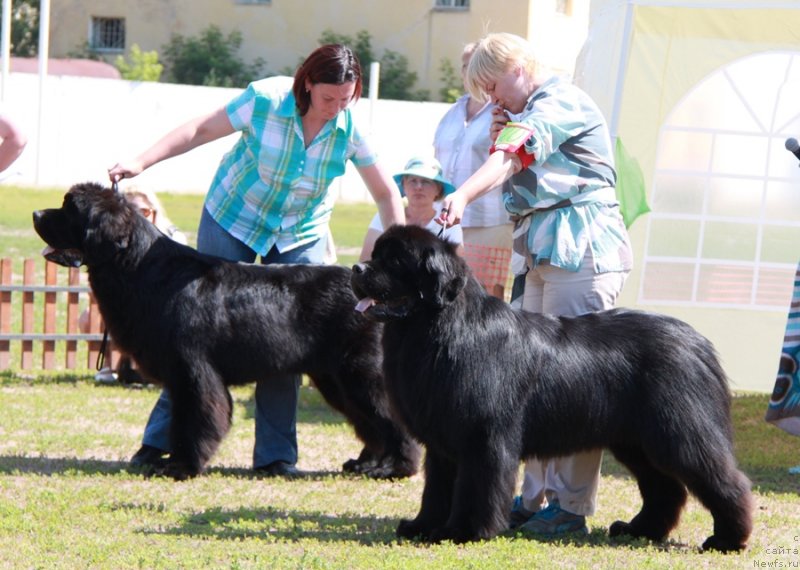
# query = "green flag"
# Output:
<box><xmin>614</xmin><ymin>137</ymin><xmax>650</xmax><ymax>228</ymax></box>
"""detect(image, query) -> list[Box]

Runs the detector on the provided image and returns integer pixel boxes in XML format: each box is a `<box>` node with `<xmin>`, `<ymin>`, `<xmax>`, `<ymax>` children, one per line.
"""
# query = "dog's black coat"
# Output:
<box><xmin>32</xmin><ymin>182</ymin><xmax>419</xmax><ymax>480</ymax></box>
<box><xmin>351</xmin><ymin>224</ymin><xmax>753</xmax><ymax>552</ymax></box>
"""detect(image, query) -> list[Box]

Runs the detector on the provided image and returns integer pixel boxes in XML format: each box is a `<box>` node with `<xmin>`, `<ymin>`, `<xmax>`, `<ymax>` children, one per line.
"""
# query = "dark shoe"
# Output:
<box><xmin>509</xmin><ymin>495</ymin><xmax>536</xmax><ymax>529</ymax></box>
<box><xmin>255</xmin><ymin>460</ymin><xmax>300</xmax><ymax>477</ymax></box>
<box><xmin>117</xmin><ymin>356</ymin><xmax>147</xmax><ymax>385</ymax></box>
<box><xmin>129</xmin><ymin>444</ymin><xmax>168</xmax><ymax>468</ymax></box>
<box><xmin>518</xmin><ymin>501</ymin><xmax>588</xmax><ymax>536</ymax></box>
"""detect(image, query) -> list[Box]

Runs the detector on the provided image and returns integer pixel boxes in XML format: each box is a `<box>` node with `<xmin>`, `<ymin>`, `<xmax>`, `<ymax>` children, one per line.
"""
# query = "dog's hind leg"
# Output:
<box><xmin>314</xmin><ymin>370</ymin><xmax>420</xmax><ymax>479</ymax></box>
<box><xmin>164</xmin><ymin>369</ymin><xmax>232</xmax><ymax>480</ymax></box>
<box><xmin>608</xmin><ymin>445</ymin><xmax>687</xmax><ymax>542</ymax></box>
<box><xmin>397</xmin><ymin>450</ymin><xmax>455</xmax><ymax>541</ymax></box>
<box><xmin>680</xmin><ymin>452</ymin><xmax>753</xmax><ymax>552</ymax></box>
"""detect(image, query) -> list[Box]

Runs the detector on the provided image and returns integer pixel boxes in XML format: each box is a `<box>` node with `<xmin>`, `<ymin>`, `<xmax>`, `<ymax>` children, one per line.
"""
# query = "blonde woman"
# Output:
<box><xmin>439</xmin><ymin>32</ymin><xmax>632</xmax><ymax>537</ymax></box>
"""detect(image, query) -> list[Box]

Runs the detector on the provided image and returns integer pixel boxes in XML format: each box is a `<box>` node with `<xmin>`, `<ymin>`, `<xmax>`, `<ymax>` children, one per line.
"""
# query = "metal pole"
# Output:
<box><xmin>1</xmin><ymin>0</ymin><xmax>11</xmax><ymax>102</ymax></box>
<box><xmin>36</xmin><ymin>0</ymin><xmax>50</xmax><ymax>186</ymax></box>
<box><xmin>369</xmin><ymin>61</ymin><xmax>380</xmax><ymax>134</ymax></box>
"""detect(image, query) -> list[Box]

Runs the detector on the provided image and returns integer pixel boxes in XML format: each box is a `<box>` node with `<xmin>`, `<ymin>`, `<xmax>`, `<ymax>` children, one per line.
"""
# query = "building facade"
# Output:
<box><xmin>47</xmin><ymin>0</ymin><xmax>589</xmax><ymax>99</ymax></box>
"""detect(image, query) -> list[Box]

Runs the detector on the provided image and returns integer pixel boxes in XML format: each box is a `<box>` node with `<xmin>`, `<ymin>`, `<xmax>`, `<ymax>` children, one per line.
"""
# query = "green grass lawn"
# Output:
<box><xmin>0</xmin><ymin>376</ymin><xmax>798</xmax><ymax>569</ymax></box>
<box><xmin>2</xmin><ymin>185</ymin><xmax>800</xmax><ymax>568</ymax></box>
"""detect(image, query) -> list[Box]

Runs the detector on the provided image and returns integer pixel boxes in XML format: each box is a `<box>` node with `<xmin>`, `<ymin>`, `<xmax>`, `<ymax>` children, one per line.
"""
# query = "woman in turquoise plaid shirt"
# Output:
<box><xmin>439</xmin><ymin>32</ymin><xmax>632</xmax><ymax>537</ymax></box>
<box><xmin>108</xmin><ymin>44</ymin><xmax>405</xmax><ymax>477</ymax></box>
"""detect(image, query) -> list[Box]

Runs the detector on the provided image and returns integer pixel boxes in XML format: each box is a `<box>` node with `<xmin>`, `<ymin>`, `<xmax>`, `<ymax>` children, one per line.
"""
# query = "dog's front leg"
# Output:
<box><xmin>164</xmin><ymin>373</ymin><xmax>232</xmax><ymax>480</ymax></box>
<box><xmin>431</xmin><ymin>441</ymin><xmax>518</xmax><ymax>543</ymax></box>
<box><xmin>397</xmin><ymin>449</ymin><xmax>455</xmax><ymax>541</ymax></box>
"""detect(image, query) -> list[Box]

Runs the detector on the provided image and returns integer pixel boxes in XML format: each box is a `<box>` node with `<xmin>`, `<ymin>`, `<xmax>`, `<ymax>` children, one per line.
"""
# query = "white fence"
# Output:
<box><xmin>1</xmin><ymin>72</ymin><xmax>452</xmax><ymax>201</ymax></box>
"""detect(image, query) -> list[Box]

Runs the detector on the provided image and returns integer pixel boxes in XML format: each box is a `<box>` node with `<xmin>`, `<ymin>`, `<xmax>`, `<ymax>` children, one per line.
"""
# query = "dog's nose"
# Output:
<box><xmin>32</xmin><ymin>210</ymin><xmax>42</xmax><ymax>223</ymax></box>
<box><xmin>352</xmin><ymin>263</ymin><xmax>366</xmax><ymax>274</ymax></box>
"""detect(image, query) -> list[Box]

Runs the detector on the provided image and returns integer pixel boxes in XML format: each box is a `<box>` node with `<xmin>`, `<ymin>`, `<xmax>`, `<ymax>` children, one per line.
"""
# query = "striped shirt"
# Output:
<box><xmin>204</xmin><ymin>76</ymin><xmax>377</xmax><ymax>255</ymax></box>
<box><xmin>505</xmin><ymin>75</ymin><xmax>632</xmax><ymax>274</ymax></box>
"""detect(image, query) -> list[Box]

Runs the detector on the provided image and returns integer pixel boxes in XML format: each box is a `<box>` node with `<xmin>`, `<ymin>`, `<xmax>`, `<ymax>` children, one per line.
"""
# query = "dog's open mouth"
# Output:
<box><xmin>41</xmin><ymin>245</ymin><xmax>84</xmax><ymax>268</ymax></box>
<box><xmin>355</xmin><ymin>296</ymin><xmax>413</xmax><ymax>320</ymax></box>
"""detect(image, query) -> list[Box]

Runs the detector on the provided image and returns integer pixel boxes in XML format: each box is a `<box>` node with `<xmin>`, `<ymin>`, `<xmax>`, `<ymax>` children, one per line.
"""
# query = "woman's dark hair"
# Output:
<box><xmin>293</xmin><ymin>44</ymin><xmax>363</xmax><ymax>115</ymax></box>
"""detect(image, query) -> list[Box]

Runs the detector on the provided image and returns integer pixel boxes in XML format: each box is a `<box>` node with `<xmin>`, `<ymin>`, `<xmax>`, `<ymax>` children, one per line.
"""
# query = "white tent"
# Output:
<box><xmin>575</xmin><ymin>0</ymin><xmax>800</xmax><ymax>392</ymax></box>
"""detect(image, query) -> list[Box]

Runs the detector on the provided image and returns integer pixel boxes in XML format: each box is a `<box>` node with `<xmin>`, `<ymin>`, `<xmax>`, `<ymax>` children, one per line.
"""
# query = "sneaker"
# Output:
<box><xmin>518</xmin><ymin>501</ymin><xmax>588</xmax><ymax>536</ymax></box>
<box><xmin>254</xmin><ymin>460</ymin><xmax>300</xmax><ymax>478</ymax></box>
<box><xmin>94</xmin><ymin>367</ymin><xmax>117</xmax><ymax>384</ymax></box>
<box><xmin>509</xmin><ymin>495</ymin><xmax>536</xmax><ymax>529</ymax></box>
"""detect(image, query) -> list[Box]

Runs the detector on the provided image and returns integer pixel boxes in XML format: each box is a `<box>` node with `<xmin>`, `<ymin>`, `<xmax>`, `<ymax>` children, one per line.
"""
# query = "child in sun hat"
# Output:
<box><xmin>359</xmin><ymin>156</ymin><xmax>463</xmax><ymax>261</ymax></box>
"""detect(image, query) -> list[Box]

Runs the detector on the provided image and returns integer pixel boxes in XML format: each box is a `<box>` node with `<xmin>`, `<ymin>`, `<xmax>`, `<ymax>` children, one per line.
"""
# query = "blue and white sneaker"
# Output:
<box><xmin>518</xmin><ymin>501</ymin><xmax>588</xmax><ymax>536</ymax></box>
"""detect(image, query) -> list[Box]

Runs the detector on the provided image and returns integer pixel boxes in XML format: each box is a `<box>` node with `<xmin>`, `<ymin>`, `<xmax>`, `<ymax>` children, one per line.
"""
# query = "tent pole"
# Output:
<box><xmin>609</xmin><ymin>0</ymin><xmax>635</xmax><ymax>141</ymax></box>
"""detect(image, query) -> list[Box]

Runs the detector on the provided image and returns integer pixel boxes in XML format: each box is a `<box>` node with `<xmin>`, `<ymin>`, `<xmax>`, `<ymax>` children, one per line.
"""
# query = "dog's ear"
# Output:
<box><xmin>419</xmin><ymin>244</ymin><xmax>467</xmax><ymax>308</ymax></box>
<box><xmin>82</xmin><ymin>193</ymin><xmax>132</xmax><ymax>264</ymax></box>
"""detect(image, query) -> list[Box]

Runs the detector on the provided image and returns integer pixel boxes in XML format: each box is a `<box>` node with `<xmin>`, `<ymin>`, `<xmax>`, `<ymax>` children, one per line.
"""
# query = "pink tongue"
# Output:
<box><xmin>41</xmin><ymin>245</ymin><xmax>55</xmax><ymax>257</ymax></box>
<box><xmin>355</xmin><ymin>298</ymin><xmax>376</xmax><ymax>313</ymax></box>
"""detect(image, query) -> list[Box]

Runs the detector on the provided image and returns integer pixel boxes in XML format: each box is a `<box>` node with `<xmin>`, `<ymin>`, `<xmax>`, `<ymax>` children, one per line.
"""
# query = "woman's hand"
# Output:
<box><xmin>437</xmin><ymin>191</ymin><xmax>468</xmax><ymax>227</ymax></box>
<box><xmin>107</xmin><ymin>160</ymin><xmax>144</xmax><ymax>184</ymax></box>
<box><xmin>490</xmin><ymin>106</ymin><xmax>510</xmax><ymax>142</ymax></box>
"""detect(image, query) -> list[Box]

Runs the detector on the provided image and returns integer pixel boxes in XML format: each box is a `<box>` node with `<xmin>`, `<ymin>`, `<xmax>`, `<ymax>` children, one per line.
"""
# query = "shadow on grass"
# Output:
<box><xmin>137</xmin><ymin>505</ymin><xmax>400</xmax><ymax>545</ymax></box>
<box><xmin>0</xmin><ymin>454</ymin><xmax>130</xmax><ymax>476</ymax></box>
<box><xmin>130</xmin><ymin>505</ymin><xmax>699</xmax><ymax>552</ymax></box>
<box><xmin>0</xmin><ymin>454</ymin><xmax>365</xmax><ymax>481</ymax></box>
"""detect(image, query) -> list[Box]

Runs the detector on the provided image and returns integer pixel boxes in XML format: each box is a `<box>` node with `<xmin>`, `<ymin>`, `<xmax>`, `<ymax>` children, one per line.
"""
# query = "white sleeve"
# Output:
<box><xmin>367</xmin><ymin>212</ymin><xmax>383</xmax><ymax>232</ymax></box>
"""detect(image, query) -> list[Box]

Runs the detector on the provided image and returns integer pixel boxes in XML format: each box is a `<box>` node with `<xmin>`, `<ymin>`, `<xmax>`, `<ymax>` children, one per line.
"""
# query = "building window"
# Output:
<box><xmin>434</xmin><ymin>0</ymin><xmax>470</xmax><ymax>9</ymax></box>
<box><xmin>90</xmin><ymin>17</ymin><xmax>125</xmax><ymax>52</ymax></box>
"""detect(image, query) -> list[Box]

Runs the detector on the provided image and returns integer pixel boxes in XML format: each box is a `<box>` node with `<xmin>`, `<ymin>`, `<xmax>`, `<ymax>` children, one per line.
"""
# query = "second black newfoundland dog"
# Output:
<box><xmin>32</xmin><ymin>182</ymin><xmax>419</xmax><ymax>481</ymax></box>
<box><xmin>351</xmin><ymin>225</ymin><xmax>753</xmax><ymax>552</ymax></box>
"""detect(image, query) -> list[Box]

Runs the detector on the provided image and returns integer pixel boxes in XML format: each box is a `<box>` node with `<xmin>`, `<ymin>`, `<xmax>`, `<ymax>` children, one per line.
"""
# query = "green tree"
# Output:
<box><xmin>314</xmin><ymin>30</ymin><xmax>427</xmax><ymax>101</ymax></box>
<box><xmin>438</xmin><ymin>57</ymin><xmax>462</xmax><ymax>103</ymax></box>
<box><xmin>0</xmin><ymin>0</ymin><xmax>38</xmax><ymax>57</ymax></box>
<box><xmin>114</xmin><ymin>44</ymin><xmax>162</xmax><ymax>81</ymax></box>
<box><xmin>379</xmin><ymin>49</ymin><xmax>428</xmax><ymax>101</ymax></box>
<box><xmin>317</xmin><ymin>29</ymin><xmax>375</xmax><ymax>95</ymax></box>
<box><xmin>161</xmin><ymin>25</ymin><xmax>265</xmax><ymax>87</ymax></box>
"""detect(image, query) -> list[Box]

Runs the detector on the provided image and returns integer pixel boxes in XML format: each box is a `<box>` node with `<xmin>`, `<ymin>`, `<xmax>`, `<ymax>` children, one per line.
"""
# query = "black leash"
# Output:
<box><xmin>95</xmin><ymin>180</ymin><xmax>120</xmax><ymax>371</ymax></box>
<box><xmin>437</xmin><ymin>207</ymin><xmax>450</xmax><ymax>238</ymax></box>
<box><xmin>96</xmin><ymin>329</ymin><xmax>109</xmax><ymax>371</ymax></box>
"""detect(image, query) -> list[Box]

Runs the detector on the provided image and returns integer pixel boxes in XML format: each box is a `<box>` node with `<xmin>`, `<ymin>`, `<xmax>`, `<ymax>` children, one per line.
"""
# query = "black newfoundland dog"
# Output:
<box><xmin>350</xmin><ymin>225</ymin><xmax>753</xmax><ymax>552</ymax></box>
<box><xmin>32</xmin><ymin>182</ymin><xmax>419</xmax><ymax>481</ymax></box>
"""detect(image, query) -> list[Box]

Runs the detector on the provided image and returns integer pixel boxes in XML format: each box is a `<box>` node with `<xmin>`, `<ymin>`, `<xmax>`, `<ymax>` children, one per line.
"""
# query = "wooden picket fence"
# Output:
<box><xmin>0</xmin><ymin>257</ymin><xmax>119</xmax><ymax>371</ymax></box>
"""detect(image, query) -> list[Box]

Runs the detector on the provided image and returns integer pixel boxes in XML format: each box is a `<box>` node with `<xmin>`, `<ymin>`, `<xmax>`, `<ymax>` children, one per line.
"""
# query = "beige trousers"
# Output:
<box><xmin>519</xmin><ymin>251</ymin><xmax>628</xmax><ymax>516</ymax></box>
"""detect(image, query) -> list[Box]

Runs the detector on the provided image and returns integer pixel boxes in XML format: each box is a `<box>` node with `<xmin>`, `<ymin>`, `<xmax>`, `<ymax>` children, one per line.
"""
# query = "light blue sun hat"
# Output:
<box><xmin>393</xmin><ymin>156</ymin><xmax>456</xmax><ymax>198</ymax></box>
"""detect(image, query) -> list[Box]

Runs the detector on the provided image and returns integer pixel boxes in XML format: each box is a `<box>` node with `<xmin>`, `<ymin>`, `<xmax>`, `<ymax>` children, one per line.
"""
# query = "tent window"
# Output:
<box><xmin>640</xmin><ymin>52</ymin><xmax>800</xmax><ymax>311</ymax></box>
<box><xmin>90</xmin><ymin>17</ymin><xmax>125</xmax><ymax>52</ymax></box>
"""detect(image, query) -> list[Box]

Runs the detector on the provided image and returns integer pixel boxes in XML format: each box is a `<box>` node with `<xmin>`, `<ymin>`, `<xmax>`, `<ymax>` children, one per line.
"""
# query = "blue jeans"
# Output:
<box><xmin>142</xmin><ymin>207</ymin><xmax>329</xmax><ymax>468</ymax></box>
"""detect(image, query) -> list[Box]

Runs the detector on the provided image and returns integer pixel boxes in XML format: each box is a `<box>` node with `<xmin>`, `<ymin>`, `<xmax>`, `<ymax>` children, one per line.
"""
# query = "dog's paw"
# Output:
<box><xmin>397</xmin><ymin>519</ymin><xmax>431</xmax><ymax>541</ymax></box>
<box><xmin>161</xmin><ymin>460</ymin><xmax>202</xmax><ymax>481</ymax></box>
<box><xmin>702</xmin><ymin>535</ymin><xmax>747</xmax><ymax>553</ymax></box>
<box><xmin>342</xmin><ymin>457</ymin><xmax>377</xmax><ymax>474</ymax></box>
<box><xmin>362</xmin><ymin>460</ymin><xmax>417</xmax><ymax>480</ymax></box>
<box><xmin>608</xmin><ymin>520</ymin><xmax>633</xmax><ymax>538</ymax></box>
<box><xmin>429</xmin><ymin>526</ymin><xmax>482</xmax><ymax>544</ymax></box>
